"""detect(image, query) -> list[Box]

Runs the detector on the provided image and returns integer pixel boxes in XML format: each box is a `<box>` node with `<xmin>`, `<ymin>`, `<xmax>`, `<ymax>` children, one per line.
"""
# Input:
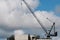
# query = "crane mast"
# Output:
<box><xmin>46</xmin><ymin>18</ymin><xmax>57</xmax><ymax>37</ymax></box>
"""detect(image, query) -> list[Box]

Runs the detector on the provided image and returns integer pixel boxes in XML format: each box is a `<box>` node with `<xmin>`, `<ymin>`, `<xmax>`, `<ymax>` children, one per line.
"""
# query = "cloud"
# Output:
<box><xmin>0</xmin><ymin>29</ymin><xmax>13</xmax><ymax>38</ymax></box>
<box><xmin>52</xmin><ymin>37</ymin><xmax>60</xmax><ymax>40</ymax></box>
<box><xmin>14</xmin><ymin>30</ymin><xmax>25</xmax><ymax>35</ymax></box>
<box><xmin>0</xmin><ymin>0</ymin><xmax>60</xmax><ymax>39</ymax></box>
<box><xmin>5</xmin><ymin>0</ymin><xmax>39</xmax><ymax>13</ymax></box>
<box><xmin>0</xmin><ymin>0</ymin><xmax>40</xmax><ymax>28</ymax></box>
<box><xmin>0</xmin><ymin>0</ymin><xmax>40</xmax><ymax>38</ymax></box>
<box><xmin>0</xmin><ymin>39</ymin><xmax>6</xmax><ymax>40</ymax></box>
<box><xmin>0</xmin><ymin>10</ymin><xmax>60</xmax><ymax>39</ymax></box>
<box><xmin>55</xmin><ymin>5</ymin><xmax>60</xmax><ymax>13</ymax></box>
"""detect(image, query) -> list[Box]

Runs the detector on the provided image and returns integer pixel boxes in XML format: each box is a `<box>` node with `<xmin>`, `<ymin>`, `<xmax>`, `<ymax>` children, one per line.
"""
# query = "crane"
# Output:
<box><xmin>46</xmin><ymin>18</ymin><xmax>57</xmax><ymax>37</ymax></box>
<box><xmin>21</xmin><ymin>0</ymin><xmax>57</xmax><ymax>38</ymax></box>
<box><xmin>37</xmin><ymin>13</ymin><xmax>57</xmax><ymax>37</ymax></box>
<box><xmin>22</xmin><ymin>0</ymin><xmax>48</xmax><ymax>35</ymax></box>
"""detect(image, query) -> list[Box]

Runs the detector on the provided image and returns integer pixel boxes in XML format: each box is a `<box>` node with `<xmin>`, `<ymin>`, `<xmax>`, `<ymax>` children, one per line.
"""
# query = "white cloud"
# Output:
<box><xmin>52</xmin><ymin>37</ymin><xmax>60</xmax><ymax>40</ymax></box>
<box><xmin>55</xmin><ymin>5</ymin><xmax>60</xmax><ymax>13</ymax></box>
<box><xmin>0</xmin><ymin>29</ymin><xmax>13</xmax><ymax>38</ymax></box>
<box><xmin>0</xmin><ymin>0</ymin><xmax>40</xmax><ymax>28</ymax></box>
<box><xmin>0</xmin><ymin>0</ymin><xmax>60</xmax><ymax>39</ymax></box>
<box><xmin>0</xmin><ymin>0</ymin><xmax>40</xmax><ymax>38</ymax></box>
<box><xmin>0</xmin><ymin>39</ymin><xmax>6</xmax><ymax>40</ymax></box>
<box><xmin>14</xmin><ymin>30</ymin><xmax>25</xmax><ymax>35</ymax></box>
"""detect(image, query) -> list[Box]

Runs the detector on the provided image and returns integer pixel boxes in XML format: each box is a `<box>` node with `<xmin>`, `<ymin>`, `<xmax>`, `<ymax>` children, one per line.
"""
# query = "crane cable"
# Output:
<box><xmin>39</xmin><ymin>13</ymin><xmax>56</xmax><ymax>35</ymax></box>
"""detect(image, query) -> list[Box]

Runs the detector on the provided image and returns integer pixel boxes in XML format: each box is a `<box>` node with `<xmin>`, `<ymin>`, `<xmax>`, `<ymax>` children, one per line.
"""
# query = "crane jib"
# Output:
<box><xmin>23</xmin><ymin>0</ymin><xmax>48</xmax><ymax>34</ymax></box>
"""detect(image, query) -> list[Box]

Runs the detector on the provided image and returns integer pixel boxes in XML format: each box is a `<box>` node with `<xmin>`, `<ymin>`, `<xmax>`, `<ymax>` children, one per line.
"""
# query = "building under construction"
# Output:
<box><xmin>7</xmin><ymin>34</ymin><xmax>52</xmax><ymax>40</ymax></box>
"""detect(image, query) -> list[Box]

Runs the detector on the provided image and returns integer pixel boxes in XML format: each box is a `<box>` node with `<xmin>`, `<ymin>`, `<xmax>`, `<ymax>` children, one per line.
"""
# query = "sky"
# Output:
<box><xmin>36</xmin><ymin>0</ymin><xmax>60</xmax><ymax>16</ymax></box>
<box><xmin>0</xmin><ymin>0</ymin><xmax>60</xmax><ymax>40</ymax></box>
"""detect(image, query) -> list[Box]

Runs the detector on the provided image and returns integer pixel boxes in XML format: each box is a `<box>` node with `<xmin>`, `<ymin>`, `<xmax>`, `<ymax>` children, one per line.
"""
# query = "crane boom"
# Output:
<box><xmin>22</xmin><ymin>0</ymin><xmax>48</xmax><ymax>34</ymax></box>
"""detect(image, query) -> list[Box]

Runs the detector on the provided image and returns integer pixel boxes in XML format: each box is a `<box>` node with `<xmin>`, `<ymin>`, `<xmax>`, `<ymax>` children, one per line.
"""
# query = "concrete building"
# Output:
<box><xmin>7</xmin><ymin>34</ymin><xmax>52</xmax><ymax>40</ymax></box>
<box><xmin>15</xmin><ymin>34</ymin><xmax>31</xmax><ymax>40</ymax></box>
<box><xmin>15</xmin><ymin>34</ymin><xmax>52</xmax><ymax>40</ymax></box>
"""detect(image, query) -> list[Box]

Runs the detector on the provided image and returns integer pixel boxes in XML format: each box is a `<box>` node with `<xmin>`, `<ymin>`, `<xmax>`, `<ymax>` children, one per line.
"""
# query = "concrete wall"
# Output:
<box><xmin>15</xmin><ymin>34</ymin><xmax>52</xmax><ymax>40</ymax></box>
<box><xmin>15</xmin><ymin>34</ymin><xmax>28</xmax><ymax>40</ymax></box>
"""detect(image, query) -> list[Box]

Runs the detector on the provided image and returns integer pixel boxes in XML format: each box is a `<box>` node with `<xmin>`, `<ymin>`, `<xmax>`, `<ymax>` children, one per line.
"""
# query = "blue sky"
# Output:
<box><xmin>37</xmin><ymin>0</ymin><xmax>60</xmax><ymax>11</ymax></box>
<box><xmin>36</xmin><ymin>0</ymin><xmax>60</xmax><ymax>16</ymax></box>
